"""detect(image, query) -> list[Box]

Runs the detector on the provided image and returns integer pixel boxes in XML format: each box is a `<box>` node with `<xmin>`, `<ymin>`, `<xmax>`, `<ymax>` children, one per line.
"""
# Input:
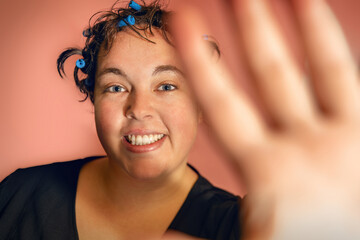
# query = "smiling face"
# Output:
<box><xmin>93</xmin><ymin>29</ymin><xmax>200</xmax><ymax>180</ymax></box>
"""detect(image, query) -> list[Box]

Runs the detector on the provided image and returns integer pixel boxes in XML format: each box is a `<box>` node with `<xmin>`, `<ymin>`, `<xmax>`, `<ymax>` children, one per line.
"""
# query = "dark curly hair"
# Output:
<box><xmin>57</xmin><ymin>0</ymin><xmax>220</xmax><ymax>103</ymax></box>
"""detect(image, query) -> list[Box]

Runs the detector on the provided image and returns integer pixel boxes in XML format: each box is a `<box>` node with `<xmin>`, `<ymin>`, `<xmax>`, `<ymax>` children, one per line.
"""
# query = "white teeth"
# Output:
<box><xmin>143</xmin><ymin>135</ymin><xmax>150</xmax><ymax>145</ymax></box>
<box><xmin>136</xmin><ymin>135</ymin><xmax>142</xmax><ymax>145</ymax></box>
<box><xmin>126</xmin><ymin>134</ymin><xmax>164</xmax><ymax>146</ymax></box>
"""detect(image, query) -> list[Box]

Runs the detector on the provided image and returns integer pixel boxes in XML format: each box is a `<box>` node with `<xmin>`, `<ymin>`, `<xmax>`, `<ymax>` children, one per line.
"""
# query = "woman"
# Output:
<box><xmin>0</xmin><ymin>1</ymin><xmax>240</xmax><ymax>239</ymax></box>
<box><xmin>2</xmin><ymin>0</ymin><xmax>360</xmax><ymax>239</ymax></box>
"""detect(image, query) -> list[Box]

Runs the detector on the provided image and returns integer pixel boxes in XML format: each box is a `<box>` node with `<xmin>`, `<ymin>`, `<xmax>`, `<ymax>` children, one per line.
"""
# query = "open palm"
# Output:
<box><xmin>170</xmin><ymin>0</ymin><xmax>360</xmax><ymax>239</ymax></box>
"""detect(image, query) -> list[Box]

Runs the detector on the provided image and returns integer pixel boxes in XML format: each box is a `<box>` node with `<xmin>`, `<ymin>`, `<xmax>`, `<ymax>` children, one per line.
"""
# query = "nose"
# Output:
<box><xmin>124</xmin><ymin>91</ymin><xmax>154</xmax><ymax>120</ymax></box>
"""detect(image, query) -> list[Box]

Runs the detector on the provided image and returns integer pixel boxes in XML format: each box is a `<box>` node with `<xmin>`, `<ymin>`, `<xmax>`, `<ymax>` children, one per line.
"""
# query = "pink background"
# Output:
<box><xmin>0</xmin><ymin>0</ymin><xmax>359</xmax><ymax>196</ymax></box>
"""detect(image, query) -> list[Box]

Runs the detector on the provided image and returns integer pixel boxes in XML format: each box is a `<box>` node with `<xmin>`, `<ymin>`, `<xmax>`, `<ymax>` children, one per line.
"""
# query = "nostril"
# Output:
<box><xmin>124</xmin><ymin>103</ymin><xmax>153</xmax><ymax>120</ymax></box>
<box><xmin>123</xmin><ymin>91</ymin><xmax>155</xmax><ymax>120</ymax></box>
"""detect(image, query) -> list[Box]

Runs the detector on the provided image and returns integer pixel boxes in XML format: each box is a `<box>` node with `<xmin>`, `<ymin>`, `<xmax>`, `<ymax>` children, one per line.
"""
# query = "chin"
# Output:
<box><xmin>124</xmin><ymin>158</ymin><xmax>172</xmax><ymax>181</ymax></box>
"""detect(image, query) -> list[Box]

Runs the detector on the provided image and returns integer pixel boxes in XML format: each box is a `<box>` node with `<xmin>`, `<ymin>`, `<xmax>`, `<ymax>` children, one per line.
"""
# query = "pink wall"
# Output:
<box><xmin>0</xmin><ymin>0</ymin><xmax>359</xmax><ymax>196</ymax></box>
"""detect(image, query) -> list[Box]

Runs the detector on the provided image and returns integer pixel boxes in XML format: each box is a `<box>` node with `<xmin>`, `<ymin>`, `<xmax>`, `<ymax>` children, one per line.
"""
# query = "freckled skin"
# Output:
<box><xmin>93</xmin><ymin>29</ymin><xmax>200</xmax><ymax>180</ymax></box>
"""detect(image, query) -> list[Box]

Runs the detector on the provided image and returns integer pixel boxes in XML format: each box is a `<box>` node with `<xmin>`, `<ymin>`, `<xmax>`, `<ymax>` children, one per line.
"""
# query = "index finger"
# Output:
<box><xmin>170</xmin><ymin>3</ymin><xmax>267</xmax><ymax>157</ymax></box>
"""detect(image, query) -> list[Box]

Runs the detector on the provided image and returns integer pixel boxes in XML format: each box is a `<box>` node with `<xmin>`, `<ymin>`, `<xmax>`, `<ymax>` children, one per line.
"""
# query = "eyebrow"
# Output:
<box><xmin>152</xmin><ymin>65</ymin><xmax>184</xmax><ymax>77</ymax></box>
<box><xmin>96</xmin><ymin>67</ymin><xmax>129</xmax><ymax>80</ymax></box>
<box><xmin>96</xmin><ymin>64</ymin><xmax>184</xmax><ymax>80</ymax></box>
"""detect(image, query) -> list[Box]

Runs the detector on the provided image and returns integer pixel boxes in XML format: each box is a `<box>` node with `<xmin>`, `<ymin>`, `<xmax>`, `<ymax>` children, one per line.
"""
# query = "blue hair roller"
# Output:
<box><xmin>76</xmin><ymin>59</ymin><xmax>86</xmax><ymax>69</ymax></box>
<box><xmin>82</xmin><ymin>29</ymin><xmax>92</xmax><ymax>37</ymax></box>
<box><xmin>118</xmin><ymin>15</ymin><xmax>135</xmax><ymax>27</ymax></box>
<box><xmin>118</xmin><ymin>20</ymin><xmax>126</xmax><ymax>27</ymax></box>
<box><xmin>84</xmin><ymin>78</ymin><xmax>93</xmax><ymax>87</ymax></box>
<box><xmin>129</xmin><ymin>0</ymin><xmax>141</xmax><ymax>11</ymax></box>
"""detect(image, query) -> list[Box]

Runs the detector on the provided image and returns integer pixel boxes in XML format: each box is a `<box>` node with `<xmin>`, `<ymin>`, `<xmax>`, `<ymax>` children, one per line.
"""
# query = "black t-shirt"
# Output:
<box><xmin>0</xmin><ymin>156</ymin><xmax>241</xmax><ymax>240</ymax></box>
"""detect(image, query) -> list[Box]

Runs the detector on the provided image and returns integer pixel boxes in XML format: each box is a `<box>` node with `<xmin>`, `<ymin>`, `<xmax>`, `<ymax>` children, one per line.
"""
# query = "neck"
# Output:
<box><xmin>100</xmin><ymin>157</ymin><xmax>198</xmax><ymax>209</ymax></box>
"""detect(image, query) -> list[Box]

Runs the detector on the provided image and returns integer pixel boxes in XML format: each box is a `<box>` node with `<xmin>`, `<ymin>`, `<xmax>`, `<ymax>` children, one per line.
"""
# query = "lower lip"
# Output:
<box><xmin>122</xmin><ymin>136</ymin><xmax>167</xmax><ymax>153</ymax></box>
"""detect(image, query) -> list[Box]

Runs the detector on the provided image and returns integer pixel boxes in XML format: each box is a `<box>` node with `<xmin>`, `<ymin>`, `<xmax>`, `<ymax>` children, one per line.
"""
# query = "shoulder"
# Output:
<box><xmin>0</xmin><ymin>156</ymin><xmax>102</xmax><ymax>239</ymax></box>
<box><xmin>188</xmin><ymin>165</ymin><xmax>240</xmax><ymax>209</ymax></box>
<box><xmin>1</xmin><ymin>157</ymin><xmax>95</xmax><ymax>191</ymax></box>
<box><xmin>170</xmin><ymin>166</ymin><xmax>242</xmax><ymax>240</ymax></box>
<box><xmin>0</xmin><ymin>156</ymin><xmax>102</xmax><ymax>205</ymax></box>
<box><xmin>195</xmin><ymin>175</ymin><xmax>240</xmax><ymax>202</ymax></box>
<box><xmin>191</xmin><ymin>174</ymin><xmax>241</xmax><ymax>225</ymax></box>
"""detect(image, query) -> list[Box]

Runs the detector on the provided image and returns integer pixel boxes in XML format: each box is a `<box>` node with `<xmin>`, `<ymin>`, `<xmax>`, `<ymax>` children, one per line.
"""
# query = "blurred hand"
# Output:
<box><xmin>171</xmin><ymin>0</ymin><xmax>360</xmax><ymax>239</ymax></box>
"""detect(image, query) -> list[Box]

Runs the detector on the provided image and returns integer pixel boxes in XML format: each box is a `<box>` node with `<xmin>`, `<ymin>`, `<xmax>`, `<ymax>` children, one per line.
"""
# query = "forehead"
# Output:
<box><xmin>97</xmin><ymin>29</ymin><xmax>180</xmax><ymax>73</ymax></box>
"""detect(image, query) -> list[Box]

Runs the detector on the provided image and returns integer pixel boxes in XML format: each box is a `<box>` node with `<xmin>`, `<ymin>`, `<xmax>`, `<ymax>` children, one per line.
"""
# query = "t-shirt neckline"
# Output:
<box><xmin>70</xmin><ymin>157</ymin><xmax>202</xmax><ymax>239</ymax></box>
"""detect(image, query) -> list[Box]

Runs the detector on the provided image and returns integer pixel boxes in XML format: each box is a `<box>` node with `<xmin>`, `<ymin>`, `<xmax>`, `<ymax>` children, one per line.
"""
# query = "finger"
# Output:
<box><xmin>233</xmin><ymin>0</ymin><xmax>317</xmax><ymax>129</ymax></box>
<box><xmin>170</xmin><ymin>3</ymin><xmax>267</xmax><ymax>157</ymax></box>
<box><xmin>292</xmin><ymin>0</ymin><xmax>360</xmax><ymax>119</ymax></box>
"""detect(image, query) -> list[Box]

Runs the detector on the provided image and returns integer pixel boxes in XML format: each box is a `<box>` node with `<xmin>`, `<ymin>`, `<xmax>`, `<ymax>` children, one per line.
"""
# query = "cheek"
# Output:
<box><xmin>94</xmin><ymin>100</ymin><xmax>123</xmax><ymax>141</ymax></box>
<box><xmin>164</xmin><ymin>96</ymin><xmax>199</xmax><ymax>145</ymax></box>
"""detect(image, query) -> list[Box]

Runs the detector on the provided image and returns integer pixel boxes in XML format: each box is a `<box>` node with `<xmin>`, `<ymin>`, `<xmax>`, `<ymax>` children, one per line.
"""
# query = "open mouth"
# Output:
<box><xmin>124</xmin><ymin>134</ymin><xmax>165</xmax><ymax>146</ymax></box>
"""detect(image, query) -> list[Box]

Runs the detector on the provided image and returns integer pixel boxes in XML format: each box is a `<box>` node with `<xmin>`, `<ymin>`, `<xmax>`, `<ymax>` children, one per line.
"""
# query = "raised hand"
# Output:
<box><xmin>171</xmin><ymin>0</ymin><xmax>360</xmax><ymax>239</ymax></box>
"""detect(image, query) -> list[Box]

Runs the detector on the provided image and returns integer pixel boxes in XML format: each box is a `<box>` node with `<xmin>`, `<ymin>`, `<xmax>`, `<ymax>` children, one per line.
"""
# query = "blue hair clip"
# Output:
<box><xmin>129</xmin><ymin>0</ymin><xmax>141</xmax><ymax>11</ymax></box>
<box><xmin>118</xmin><ymin>15</ymin><xmax>135</xmax><ymax>27</ymax></box>
<box><xmin>76</xmin><ymin>59</ymin><xmax>86</xmax><ymax>69</ymax></box>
